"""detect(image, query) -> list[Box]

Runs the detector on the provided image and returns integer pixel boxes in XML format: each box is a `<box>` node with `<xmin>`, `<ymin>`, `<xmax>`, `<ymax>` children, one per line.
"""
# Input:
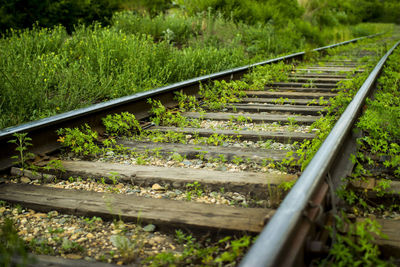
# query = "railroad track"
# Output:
<box><xmin>1</xmin><ymin>34</ymin><xmax>399</xmax><ymax>266</ymax></box>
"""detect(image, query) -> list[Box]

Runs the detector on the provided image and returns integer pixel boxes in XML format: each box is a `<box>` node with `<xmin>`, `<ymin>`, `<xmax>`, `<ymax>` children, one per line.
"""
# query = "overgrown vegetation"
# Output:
<box><xmin>283</xmin><ymin>37</ymin><xmax>392</xmax><ymax>171</ymax></box>
<box><xmin>54</xmin><ymin>62</ymin><xmax>297</xmax><ymax>166</ymax></box>
<box><xmin>335</xmin><ymin>44</ymin><xmax>400</xmax><ymax>216</ymax></box>
<box><xmin>318</xmin><ymin>215</ymin><xmax>390</xmax><ymax>266</ymax></box>
<box><xmin>145</xmin><ymin>230</ymin><xmax>253</xmax><ymax>266</ymax></box>
<box><xmin>0</xmin><ymin>217</ymin><xmax>33</xmax><ymax>267</ymax></box>
<box><xmin>0</xmin><ymin>0</ymin><xmax>121</xmax><ymax>33</ymax></box>
<box><xmin>0</xmin><ymin>0</ymin><xmax>395</xmax><ymax>129</ymax></box>
<box><xmin>103</xmin><ymin>112</ymin><xmax>142</xmax><ymax>136</ymax></box>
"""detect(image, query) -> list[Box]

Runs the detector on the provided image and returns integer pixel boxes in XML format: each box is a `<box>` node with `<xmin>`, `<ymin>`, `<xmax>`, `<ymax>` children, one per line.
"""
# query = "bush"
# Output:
<box><xmin>175</xmin><ymin>0</ymin><xmax>303</xmax><ymax>25</ymax></box>
<box><xmin>112</xmin><ymin>11</ymin><xmax>198</xmax><ymax>45</ymax></box>
<box><xmin>0</xmin><ymin>0</ymin><xmax>121</xmax><ymax>33</ymax></box>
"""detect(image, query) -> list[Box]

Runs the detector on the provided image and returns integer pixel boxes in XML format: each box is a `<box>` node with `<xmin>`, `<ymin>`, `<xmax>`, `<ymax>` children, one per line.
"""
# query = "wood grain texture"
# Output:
<box><xmin>245</xmin><ymin>91</ymin><xmax>337</xmax><ymax>99</ymax></box>
<box><xmin>268</xmin><ymin>82</ymin><xmax>338</xmax><ymax>88</ymax></box>
<box><xmin>57</xmin><ymin>160</ymin><xmax>297</xmax><ymax>197</ymax></box>
<box><xmin>225</xmin><ymin>104</ymin><xmax>324</xmax><ymax>115</ymax></box>
<box><xmin>118</xmin><ymin>140</ymin><xmax>294</xmax><ymax>162</ymax></box>
<box><xmin>241</xmin><ymin>98</ymin><xmax>327</xmax><ymax>106</ymax></box>
<box><xmin>151</xmin><ymin>126</ymin><xmax>315</xmax><ymax>142</ymax></box>
<box><xmin>182</xmin><ymin>111</ymin><xmax>320</xmax><ymax>124</ymax></box>
<box><xmin>0</xmin><ymin>183</ymin><xmax>271</xmax><ymax>232</ymax></box>
<box><xmin>12</xmin><ymin>254</ymin><xmax>122</xmax><ymax>267</ymax></box>
<box><xmin>287</xmin><ymin>77</ymin><xmax>348</xmax><ymax>83</ymax></box>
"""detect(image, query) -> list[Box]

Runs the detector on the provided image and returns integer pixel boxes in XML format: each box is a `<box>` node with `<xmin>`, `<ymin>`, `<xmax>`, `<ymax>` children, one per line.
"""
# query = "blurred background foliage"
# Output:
<box><xmin>0</xmin><ymin>0</ymin><xmax>399</xmax><ymax>33</ymax></box>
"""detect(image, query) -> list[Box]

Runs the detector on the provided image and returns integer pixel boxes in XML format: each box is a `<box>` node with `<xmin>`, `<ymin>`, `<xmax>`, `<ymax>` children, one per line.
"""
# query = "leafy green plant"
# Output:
<box><xmin>83</xmin><ymin>216</ymin><xmax>102</xmax><ymax>225</ymax></box>
<box><xmin>186</xmin><ymin>181</ymin><xmax>203</xmax><ymax>198</ymax></box>
<box><xmin>147</xmin><ymin>98</ymin><xmax>192</xmax><ymax>127</ymax></box>
<box><xmin>243</xmin><ymin>61</ymin><xmax>291</xmax><ymax>90</ymax></box>
<box><xmin>235</xmin><ymin>115</ymin><xmax>252</xmax><ymax>124</ymax></box>
<box><xmin>171</xmin><ymin>152</ymin><xmax>185</xmax><ymax>162</ymax></box>
<box><xmin>232</xmin><ymin>156</ymin><xmax>244</xmax><ymax>165</ymax></box>
<box><xmin>110</xmin><ymin>220</ymin><xmax>146</xmax><ymax>264</ymax></box>
<box><xmin>274</xmin><ymin>97</ymin><xmax>290</xmax><ymax>105</ymax></box>
<box><xmin>195</xmin><ymin>150</ymin><xmax>208</xmax><ymax>161</ymax></box>
<box><xmin>218</xmin><ymin>154</ymin><xmax>227</xmax><ymax>164</ymax></box>
<box><xmin>214</xmin><ymin>236</ymin><xmax>251</xmax><ymax>264</ymax></box>
<box><xmin>41</xmin><ymin>159</ymin><xmax>65</xmax><ymax>180</ymax></box>
<box><xmin>60</xmin><ymin>238</ymin><xmax>84</xmax><ymax>254</ymax></box>
<box><xmin>102</xmin><ymin>112</ymin><xmax>142</xmax><ymax>136</ymax></box>
<box><xmin>0</xmin><ymin>218</ymin><xmax>33</xmax><ymax>266</ymax></box>
<box><xmin>278</xmin><ymin>180</ymin><xmax>296</xmax><ymax>192</ymax></box>
<box><xmin>109</xmin><ymin>172</ymin><xmax>120</xmax><ymax>185</ymax></box>
<box><xmin>319</xmin><ymin>215</ymin><xmax>389</xmax><ymax>266</ymax></box>
<box><xmin>287</xmin><ymin>117</ymin><xmax>298</xmax><ymax>131</ymax></box>
<box><xmin>199</xmin><ymin>80</ymin><xmax>247</xmax><ymax>111</ymax></box>
<box><xmin>57</xmin><ymin>124</ymin><xmax>101</xmax><ymax>157</ymax></box>
<box><xmin>174</xmin><ymin>91</ymin><xmax>199</xmax><ymax>112</ymax></box>
<box><xmin>145</xmin><ymin>230</ymin><xmax>253</xmax><ymax>266</ymax></box>
<box><xmin>110</xmin><ymin>235</ymin><xmax>139</xmax><ymax>263</ymax></box>
<box><xmin>8</xmin><ymin>132</ymin><xmax>35</xmax><ymax>169</ymax></box>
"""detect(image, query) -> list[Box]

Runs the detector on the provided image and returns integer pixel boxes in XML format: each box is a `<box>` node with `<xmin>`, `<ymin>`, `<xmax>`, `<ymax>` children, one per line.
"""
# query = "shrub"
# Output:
<box><xmin>0</xmin><ymin>0</ymin><xmax>121</xmax><ymax>33</ymax></box>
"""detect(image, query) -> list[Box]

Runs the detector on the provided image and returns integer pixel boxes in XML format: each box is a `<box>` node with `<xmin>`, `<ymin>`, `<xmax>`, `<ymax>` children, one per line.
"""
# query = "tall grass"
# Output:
<box><xmin>0</xmin><ymin>10</ymin><xmax>394</xmax><ymax>129</ymax></box>
<box><xmin>0</xmin><ymin>23</ymin><xmax>246</xmax><ymax>129</ymax></box>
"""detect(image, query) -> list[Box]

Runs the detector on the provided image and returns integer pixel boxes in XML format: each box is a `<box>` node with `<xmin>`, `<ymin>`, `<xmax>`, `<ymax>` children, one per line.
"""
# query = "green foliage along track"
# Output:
<box><xmin>0</xmin><ymin>0</ymin><xmax>396</xmax><ymax>130</ymax></box>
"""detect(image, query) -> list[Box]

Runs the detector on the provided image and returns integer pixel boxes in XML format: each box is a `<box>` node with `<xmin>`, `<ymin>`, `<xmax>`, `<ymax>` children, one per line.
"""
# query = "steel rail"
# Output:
<box><xmin>239</xmin><ymin>40</ymin><xmax>400</xmax><ymax>267</ymax></box>
<box><xmin>0</xmin><ymin>34</ymin><xmax>379</xmax><ymax>171</ymax></box>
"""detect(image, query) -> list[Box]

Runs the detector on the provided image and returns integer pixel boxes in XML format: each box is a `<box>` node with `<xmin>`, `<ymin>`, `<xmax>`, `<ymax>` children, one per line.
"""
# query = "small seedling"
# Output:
<box><xmin>109</xmin><ymin>172</ymin><xmax>120</xmax><ymax>185</ymax></box>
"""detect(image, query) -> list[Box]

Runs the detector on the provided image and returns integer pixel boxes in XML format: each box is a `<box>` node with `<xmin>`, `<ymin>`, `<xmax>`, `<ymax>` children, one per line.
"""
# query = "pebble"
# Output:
<box><xmin>116</xmin><ymin>183</ymin><xmax>124</xmax><ymax>189</ymax></box>
<box><xmin>199</xmin><ymin>120</ymin><xmax>311</xmax><ymax>134</ymax></box>
<box><xmin>70</xmin><ymin>234</ymin><xmax>79</xmax><ymax>240</ymax></box>
<box><xmin>174</xmin><ymin>190</ymin><xmax>183</xmax><ymax>195</ymax></box>
<box><xmin>216</xmin><ymin>166</ymin><xmax>227</xmax><ymax>172</ymax></box>
<box><xmin>149</xmin><ymin>236</ymin><xmax>164</xmax><ymax>245</ymax></box>
<box><xmin>48</xmin><ymin>211</ymin><xmax>58</xmax><ymax>217</ymax></box>
<box><xmin>33</xmin><ymin>213</ymin><xmax>47</xmax><ymax>218</ymax></box>
<box><xmin>182</xmin><ymin>160</ymin><xmax>192</xmax><ymax>166</ymax></box>
<box><xmin>20</xmin><ymin>177</ymin><xmax>31</xmax><ymax>184</ymax></box>
<box><xmin>151</xmin><ymin>183</ymin><xmax>163</xmax><ymax>191</ymax></box>
<box><xmin>168</xmin><ymin>192</ymin><xmax>177</xmax><ymax>198</ymax></box>
<box><xmin>172</xmin><ymin>182</ymin><xmax>181</xmax><ymax>188</ymax></box>
<box><xmin>143</xmin><ymin>224</ymin><xmax>156</xmax><ymax>232</ymax></box>
<box><xmin>0</xmin><ymin>201</ymin><xmax>178</xmax><ymax>263</ymax></box>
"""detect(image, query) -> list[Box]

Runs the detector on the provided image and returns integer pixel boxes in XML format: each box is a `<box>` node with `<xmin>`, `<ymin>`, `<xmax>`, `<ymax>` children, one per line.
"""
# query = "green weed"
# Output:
<box><xmin>57</xmin><ymin>124</ymin><xmax>101</xmax><ymax>157</ymax></box>
<box><xmin>319</xmin><ymin>215</ymin><xmax>390</xmax><ymax>266</ymax></box>
<box><xmin>145</xmin><ymin>230</ymin><xmax>253</xmax><ymax>266</ymax></box>
<box><xmin>0</xmin><ymin>218</ymin><xmax>33</xmax><ymax>266</ymax></box>
<box><xmin>8</xmin><ymin>132</ymin><xmax>35</xmax><ymax>170</ymax></box>
<box><xmin>103</xmin><ymin>112</ymin><xmax>142</xmax><ymax>136</ymax></box>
